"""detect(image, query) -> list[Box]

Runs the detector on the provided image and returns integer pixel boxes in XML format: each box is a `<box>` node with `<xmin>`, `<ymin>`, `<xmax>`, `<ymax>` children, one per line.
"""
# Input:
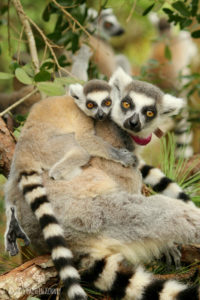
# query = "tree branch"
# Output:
<box><xmin>0</xmin><ymin>117</ymin><xmax>16</xmax><ymax>177</ymax></box>
<box><xmin>0</xmin><ymin>87</ymin><xmax>39</xmax><ymax>117</ymax></box>
<box><xmin>0</xmin><ymin>255</ymin><xmax>59</xmax><ymax>300</ymax></box>
<box><xmin>12</xmin><ymin>0</ymin><xmax>40</xmax><ymax>73</ymax></box>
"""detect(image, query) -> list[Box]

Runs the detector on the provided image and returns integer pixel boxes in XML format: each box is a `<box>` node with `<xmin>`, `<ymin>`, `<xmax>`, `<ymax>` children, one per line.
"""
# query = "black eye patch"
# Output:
<box><xmin>102</xmin><ymin>97</ymin><xmax>112</xmax><ymax>107</ymax></box>
<box><xmin>86</xmin><ymin>100</ymin><xmax>98</xmax><ymax>109</ymax></box>
<box><xmin>142</xmin><ymin>105</ymin><xmax>157</xmax><ymax>121</ymax></box>
<box><xmin>121</xmin><ymin>95</ymin><xmax>134</xmax><ymax>112</ymax></box>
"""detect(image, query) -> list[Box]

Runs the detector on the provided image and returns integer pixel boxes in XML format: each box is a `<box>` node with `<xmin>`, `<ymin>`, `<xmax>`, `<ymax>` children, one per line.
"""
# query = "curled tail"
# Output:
<box><xmin>18</xmin><ymin>170</ymin><xmax>87</xmax><ymax>300</ymax></box>
<box><xmin>174</xmin><ymin>118</ymin><xmax>193</xmax><ymax>159</ymax></box>
<box><xmin>81</xmin><ymin>253</ymin><xmax>199</xmax><ymax>299</ymax></box>
<box><xmin>139</xmin><ymin>160</ymin><xmax>191</xmax><ymax>204</ymax></box>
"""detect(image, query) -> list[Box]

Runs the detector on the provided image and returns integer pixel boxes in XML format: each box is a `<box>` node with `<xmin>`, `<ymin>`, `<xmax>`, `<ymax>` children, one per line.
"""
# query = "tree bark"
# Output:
<box><xmin>0</xmin><ymin>255</ymin><xmax>58</xmax><ymax>300</ymax></box>
<box><xmin>0</xmin><ymin>117</ymin><xmax>16</xmax><ymax>177</ymax></box>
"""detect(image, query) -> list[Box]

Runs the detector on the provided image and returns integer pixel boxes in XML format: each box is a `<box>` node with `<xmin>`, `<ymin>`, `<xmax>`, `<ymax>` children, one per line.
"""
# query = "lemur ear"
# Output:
<box><xmin>161</xmin><ymin>94</ymin><xmax>185</xmax><ymax>116</ymax></box>
<box><xmin>69</xmin><ymin>83</ymin><xmax>84</xmax><ymax>100</ymax></box>
<box><xmin>109</xmin><ymin>67</ymin><xmax>132</xmax><ymax>97</ymax></box>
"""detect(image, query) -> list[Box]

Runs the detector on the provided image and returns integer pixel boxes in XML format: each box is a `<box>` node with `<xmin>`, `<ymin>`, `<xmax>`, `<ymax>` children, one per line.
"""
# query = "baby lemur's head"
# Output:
<box><xmin>69</xmin><ymin>79</ymin><xmax>112</xmax><ymax>121</ymax></box>
<box><xmin>109</xmin><ymin>68</ymin><xmax>185</xmax><ymax>145</ymax></box>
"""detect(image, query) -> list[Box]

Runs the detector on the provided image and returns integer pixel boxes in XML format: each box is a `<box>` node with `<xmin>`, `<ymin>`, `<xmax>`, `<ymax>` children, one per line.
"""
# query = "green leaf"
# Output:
<box><xmin>22</xmin><ymin>63</ymin><xmax>35</xmax><ymax>77</ymax></box>
<box><xmin>191</xmin><ymin>0</ymin><xmax>198</xmax><ymax>16</ymax></box>
<box><xmin>34</xmin><ymin>70</ymin><xmax>51</xmax><ymax>82</ymax></box>
<box><xmin>163</xmin><ymin>8</ymin><xmax>173</xmax><ymax>15</ymax></box>
<box><xmin>142</xmin><ymin>3</ymin><xmax>155</xmax><ymax>16</ymax></box>
<box><xmin>15</xmin><ymin>68</ymin><xmax>33</xmax><ymax>85</ymax></box>
<box><xmin>191</xmin><ymin>30</ymin><xmax>200</xmax><ymax>38</ymax></box>
<box><xmin>37</xmin><ymin>82</ymin><xmax>65</xmax><ymax>96</ymax></box>
<box><xmin>55</xmin><ymin>77</ymin><xmax>85</xmax><ymax>85</ymax></box>
<box><xmin>164</xmin><ymin>45</ymin><xmax>172</xmax><ymax>60</ymax></box>
<box><xmin>172</xmin><ymin>1</ymin><xmax>190</xmax><ymax>17</ymax></box>
<box><xmin>0</xmin><ymin>72</ymin><xmax>14</xmax><ymax>80</ymax></box>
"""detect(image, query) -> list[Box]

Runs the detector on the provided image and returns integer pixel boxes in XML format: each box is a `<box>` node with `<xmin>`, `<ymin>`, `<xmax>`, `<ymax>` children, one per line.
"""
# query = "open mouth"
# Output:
<box><xmin>130</xmin><ymin>134</ymin><xmax>152</xmax><ymax>146</ymax></box>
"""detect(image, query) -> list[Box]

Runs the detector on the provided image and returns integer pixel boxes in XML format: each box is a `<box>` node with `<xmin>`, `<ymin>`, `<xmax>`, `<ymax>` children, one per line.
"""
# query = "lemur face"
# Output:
<box><xmin>88</xmin><ymin>8</ymin><xmax>125</xmax><ymax>40</ymax></box>
<box><xmin>69</xmin><ymin>80</ymin><xmax>112</xmax><ymax>121</ymax></box>
<box><xmin>110</xmin><ymin>68</ymin><xmax>185</xmax><ymax>140</ymax></box>
<box><xmin>84</xmin><ymin>90</ymin><xmax>112</xmax><ymax>120</ymax></box>
<box><xmin>113</xmin><ymin>90</ymin><xmax>158</xmax><ymax>137</ymax></box>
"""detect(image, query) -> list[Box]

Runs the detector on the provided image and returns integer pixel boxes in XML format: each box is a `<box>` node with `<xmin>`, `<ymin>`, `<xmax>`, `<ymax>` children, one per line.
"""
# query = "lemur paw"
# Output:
<box><xmin>6</xmin><ymin>207</ymin><xmax>30</xmax><ymax>256</ymax></box>
<box><xmin>162</xmin><ymin>244</ymin><xmax>182</xmax><ymax>268</ymax></box>
<box><xmin>114</xmin><ymin>148</ymin><xmax>138</xmax><ymax>167</ymax></box>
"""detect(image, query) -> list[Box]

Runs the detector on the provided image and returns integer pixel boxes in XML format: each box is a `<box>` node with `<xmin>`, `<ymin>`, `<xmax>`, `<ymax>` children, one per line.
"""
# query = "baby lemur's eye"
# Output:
<box><xmin>122</xmin><ymin>101</ymin><xmax>130</xmax><ymax>109</ymax></box>
<box><xmin>146</xmin><ymin>111</ymin><xmax>154</xmax><ymax>117</ymax></box>
<box><xmin>105</xmin><ymin>99</ymin><xmax>112</xmax><ymax>106</ymax></box>
<box><xmin>87</xmin><ymin>102</ymin><xmax>95</xmax><ymax>109</ymax></box>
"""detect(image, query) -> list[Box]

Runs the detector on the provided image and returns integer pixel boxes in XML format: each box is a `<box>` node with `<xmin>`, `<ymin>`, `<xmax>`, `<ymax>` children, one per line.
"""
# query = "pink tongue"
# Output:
<box><xmin>131</xmin><ymin>134</ymin><xmax>152</xmax><ymax>146</ymax></box>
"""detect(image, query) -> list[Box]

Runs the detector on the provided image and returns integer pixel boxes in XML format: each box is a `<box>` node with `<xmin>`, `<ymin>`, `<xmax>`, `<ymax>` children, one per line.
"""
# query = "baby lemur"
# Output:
<box><xmin>70</xmin><ymin>68</ymin><xmax>191</xmax><ymax>204</ymax></box>
<box><xmin>5</xmin><ymin>74</ymin><xmax>200</xmax><ymax>299</ymax></box>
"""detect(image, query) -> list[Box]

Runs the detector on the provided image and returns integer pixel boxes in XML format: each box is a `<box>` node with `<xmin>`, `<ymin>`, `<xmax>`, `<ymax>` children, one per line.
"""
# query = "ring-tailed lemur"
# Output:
<box><xmin>70</xmin><ymin>68</ymin><xmax>192</xmax><ymax>203</ymax></box>
<box><xmin>148</xmin><ymin>14</ymin><xmax>198</xmax><ymax>159</ymax></box>
<box><xmin>4</xmin><ymin>83</ymin><xmax>200</xmax><ymax>299</ymax></box>
<box><xmin>5</xmin><ymin>80</ymin><xmax>137</xmax><ymax>300</ymax></box>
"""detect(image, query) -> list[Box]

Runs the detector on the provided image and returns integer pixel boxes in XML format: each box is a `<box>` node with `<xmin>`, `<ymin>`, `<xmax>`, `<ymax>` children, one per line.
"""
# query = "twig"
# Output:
<box><xmin>52</xmin><ymin>0</ymin><xmax>91</xmax><ymax>39</ymax></box>
<box><xmin>0</xmin><ymin>87</ymin><xmax>39</xmax><ymax>117</ymax></box>
<box><xmin>126</xmin><ymin>0</ymin><xmax>137</xmax><ymax>23</ymax></box>
<box><xmin>27</xmin><ymin>16</ymin><xmax>76</xmax><ymax>78</ymax></box>
<box><xmin>17</xmin><ymin>25</ymin><xmax>24</xmax><ymax>63</ymax></box>
<box><xmin>7</xmin><ymin>0</ymin><xmax>11</xmax><ymax>55</ymax></box>
<box><xmin>12</xmin><ymin>0</ymin><xmax>40</xmax><ymax>73</ymax></box>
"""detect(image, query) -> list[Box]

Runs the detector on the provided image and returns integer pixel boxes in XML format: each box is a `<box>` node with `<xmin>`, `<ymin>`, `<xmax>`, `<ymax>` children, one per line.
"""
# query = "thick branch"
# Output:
<box><xmin>12</xmin><ymin>0</ymin><xmax>40</xmax><ymax>72</ymax></box>
<box><xmin>0</xmin><ymin>117</ymin><xmax>16</xmax><ymax>177</ymax></box>
<box><xmin>0</xmin><ymin>255</ymin><xmax>58</xmax><ymax>300</ymax></box>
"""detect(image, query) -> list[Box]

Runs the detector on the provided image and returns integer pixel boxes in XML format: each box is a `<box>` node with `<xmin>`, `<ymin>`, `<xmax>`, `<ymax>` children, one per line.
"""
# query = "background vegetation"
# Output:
<box><xmin>0</xmin><ymin>0</ymin><xmax>200</xmax><ymax>299</ymax></box>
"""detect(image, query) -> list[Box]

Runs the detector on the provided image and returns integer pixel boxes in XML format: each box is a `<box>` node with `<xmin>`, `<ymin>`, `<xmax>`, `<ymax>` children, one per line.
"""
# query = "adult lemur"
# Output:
<box><xmin>4</xmin><ymin>73</ymin><xmax>200</xmax><ymax>299</ymax></box>
<box><xmin>70</xmin><ymin>68</ymin><xmax>191</xmax><ymax>203</ymax></box>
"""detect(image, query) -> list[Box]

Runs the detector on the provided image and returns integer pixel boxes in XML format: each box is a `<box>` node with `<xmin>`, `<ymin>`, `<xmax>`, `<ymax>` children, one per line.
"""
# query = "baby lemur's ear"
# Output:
<box><xmin>69</xmin><ymin>83</ymin><xmax>84</xmax><ymax>100</ymax></box>
<box><xmin>109</xmin><ymin>67</ymin><xmax>132</xmax><ymax>97</ymax></box>
<box><xmin>160</xmin><ymin>94</ymin><xmax>185</xmax><ymax>116</ymax></box>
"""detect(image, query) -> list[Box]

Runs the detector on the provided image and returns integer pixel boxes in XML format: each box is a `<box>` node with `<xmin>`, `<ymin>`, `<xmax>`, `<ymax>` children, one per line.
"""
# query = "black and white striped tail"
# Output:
<box><xmin>139</xmin><ymin>161</ymin><xmax>191</xmax><ymax>203</ymax></box>
<box><xmin>18</xmin><ymin>170</ymin><xmax>87</xmax><ymax>300</ymax></box>
<box><xmin>174</xmin><ymin>117</ymin><xmax>193</xmax><ymax>159</ymax></box>
<box><xmin>81</xmin><ymin>253</ymin><xmax>199</xmax><ymax>299</ymax></box>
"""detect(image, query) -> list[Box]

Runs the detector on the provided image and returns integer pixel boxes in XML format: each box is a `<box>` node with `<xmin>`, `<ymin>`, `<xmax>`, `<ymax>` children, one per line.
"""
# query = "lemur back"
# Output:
<box><xmin>7</xmin><ymin>96</ymin><xmax>200</xmax><ymax>299</ymax></box>
<box><xmin>5</xmin><ymin>81</ymin><xmax>137</xmax><ymax>300</ymax></box>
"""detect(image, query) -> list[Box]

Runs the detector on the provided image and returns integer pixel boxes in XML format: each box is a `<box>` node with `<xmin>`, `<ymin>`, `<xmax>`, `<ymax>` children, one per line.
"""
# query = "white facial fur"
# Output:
<box><xmin>88</xmin><ymin>8</ymin><xmax>124</xmax><ymax>40</ymax></box>
<box><xmin>111</xmin><ymin>91</ymin><xmax>159</xmax><ymax>138</ymax></box>
<box><xmin>84</xmin><ymin>90</ymin><xmax>111</xmax><ymax>118</ymax></box>
<box><xmin>110</xmin><ymin>67</ymin><xmax>185</xmax><ymax>137</ymax></box>
<box><xmin>69</xmin><ymin>83</ymin><xmax>112</xmax><ymax>120</ymax></box>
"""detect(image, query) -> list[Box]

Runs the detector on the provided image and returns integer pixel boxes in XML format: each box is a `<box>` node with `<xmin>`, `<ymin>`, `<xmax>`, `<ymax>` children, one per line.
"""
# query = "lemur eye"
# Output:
<box><xmin>146</xmin><ymin>111</ymin><xmax>154</xmax><ymax>117</ymax></box>
<box><xmin>87</xmin><ymin>102</ymin><xmax>94</xmax><ymax>109</ymax></box>
<box><xmin>122</xmin><ymin>101</ymin><xmax>130</xmax><ymax>109</ymax></box>
<box><xmin>105</xmin><ymin>99</ymin><xmax>112</xmax><ymax>106</ymax></box>
<box><xmin>104</xmin><ymin>21</ymin><xmax>113</xmax><ymax>29</ymax></box>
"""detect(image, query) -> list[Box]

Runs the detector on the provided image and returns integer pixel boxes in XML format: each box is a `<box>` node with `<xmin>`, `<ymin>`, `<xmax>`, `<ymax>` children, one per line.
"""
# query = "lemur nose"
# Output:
<box><xmin>130</xmin><ymin>114</ymin><xmax>140</xmax><ymax>128</ymax></box>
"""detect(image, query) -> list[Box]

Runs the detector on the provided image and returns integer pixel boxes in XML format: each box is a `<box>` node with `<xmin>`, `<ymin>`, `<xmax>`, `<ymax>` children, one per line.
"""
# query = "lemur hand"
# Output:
<box><xmin>111</xmin><ymin>148</ymin><xmax>138</xmax><ymax>167</ymax></box>
<box><xmin>5</xmin><ymin>207</ymin><xmax>30</xmax><ymax>256</ymax></box>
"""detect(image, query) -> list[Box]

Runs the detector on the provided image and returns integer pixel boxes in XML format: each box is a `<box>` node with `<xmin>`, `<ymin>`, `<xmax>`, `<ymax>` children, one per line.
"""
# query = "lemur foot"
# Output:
<box><xmin>162</xmin><ymin>244</ymin><xmax>182</xmax><ymax>268</ymax></box>
<box><xmin>6</xmin><ymin>207</ymin><xmax>30</xmax><ymax>256</ymax></box>
<box><xmin>112</xmin><ymin>148</ymin><xmax>138</xmax><ymax>167</ymax></box>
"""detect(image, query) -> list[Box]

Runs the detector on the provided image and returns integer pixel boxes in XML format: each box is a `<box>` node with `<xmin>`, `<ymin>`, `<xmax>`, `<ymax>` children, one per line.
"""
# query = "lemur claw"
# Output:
<box><xmin>162</xmin><ymin>244</ymin><xmax>182</xmax><ymax>268</ymax></box>
<box><xmin>6</xmin><ymin>207</ymin><xmax>30</xmax><ymax>256</ymax></box>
